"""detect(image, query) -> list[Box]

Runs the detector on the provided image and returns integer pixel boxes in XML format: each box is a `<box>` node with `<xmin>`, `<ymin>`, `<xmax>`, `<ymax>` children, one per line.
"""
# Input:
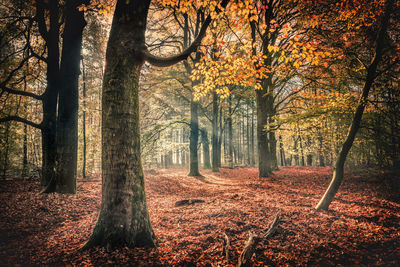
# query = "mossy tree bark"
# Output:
<box><xmin>82</xmin><ymin>0</ymin><xmax>155</xmax><ymax>249</ymax></box>
<box><xmin>315</xmin><ymin>0</ymin><xmax>393</xmax><ymax>211</ymax></box>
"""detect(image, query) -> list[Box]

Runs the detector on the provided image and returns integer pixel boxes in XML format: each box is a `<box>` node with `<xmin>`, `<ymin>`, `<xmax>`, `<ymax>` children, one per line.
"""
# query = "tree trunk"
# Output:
<box><xmin>44</xmin><ymin>0</ymin><xmax>86</xmax><ymax>193</ymax></box>
<box><xmin>23</xmin><ymin>123</ymin><xmax>28</xmax><ymax>177</ymax></box>
<box><xmin>82</xmin><ymin>0</ymin><xmax>155</xmax><ymax>249</ymax></box>
<box><xmin>227</xmin><ymin>95</ymin><xmax>233</xmax><ymax>168</ymax></box>
<box><xmin>212</xmin><ymin>92</ymin><xmax>219</xmax><ymax>172</ymax></box>
<box><xmin>250</xmin><ymin>101</ymin><xmax>255</xmax><ymax>166</ymax></box>
<box><xmin>315</xmin><ymin>0</ymin><xmax>392</xmax><ymax>210</ymax></box>
<box><xmin>217</xmin><ymin>105</ymin><xmax>223</xmax><ymax>167</ymax></box>
<box><xmin>1</xmin><ymin>122</ymin><xmax>10</xmax><ymax>179</ymax></box>
<box><xmin>246</xmin><ymin>102</ymin><xmax>250</xmax><ymax>166</ymax></box>
<box><xmin>200</xmin><ymin>128</ymin><xmax>211</xmax><ymax>169</ymax></box>
<box><xmin>256</xmin><ymin>87</ymin><xmax>272</xmax><ymax>177</ymax></box>
<box><xmin>318</xmin><ymin>135</ymin><xmax>325</xmax><ymax>167</ymax></box>
<box><xmin>279</xmin><ymin>135</ymin><xmax>285</xmax><ymax>167</ymax></box>
<box><xmin>40</xmin><ymin>0</ymin><xmax>60</xmax><ymax>186</ymax></box>
<box><xmin>188</xmin><ymin>94</ymin><xmax>201</xmax><ymax>176</ymax></box>
<box><xmin>81</xmin><ymin>56</ymin><xmax>87</xmax><ymax>178</ymax></box>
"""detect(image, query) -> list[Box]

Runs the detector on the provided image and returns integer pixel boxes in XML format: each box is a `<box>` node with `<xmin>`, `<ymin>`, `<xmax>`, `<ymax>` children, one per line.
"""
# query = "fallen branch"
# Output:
<box><xmin>174</xmin><ymin>199</ymin><xmax>205</xmax><ymax>207</ymax></box>
<box><xmin>222</xmin><ymin>232</ymin><xmax>230</xmax><ymax>262</ymax></box>
<box><xmin>237</xmin><ymin>214</ymin><xmax>280</xmax><ymax>267</ymax></box>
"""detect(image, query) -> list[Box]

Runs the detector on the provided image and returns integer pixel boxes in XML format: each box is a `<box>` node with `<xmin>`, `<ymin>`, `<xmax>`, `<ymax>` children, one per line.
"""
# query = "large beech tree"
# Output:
<box><xmin>83</xmin><ymin>0</ymin><xmax>229</xmax><ymax>249</ymax></box>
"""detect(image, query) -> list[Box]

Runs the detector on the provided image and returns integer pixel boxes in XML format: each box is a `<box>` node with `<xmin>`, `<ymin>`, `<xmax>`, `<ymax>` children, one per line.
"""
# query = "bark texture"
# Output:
<box><xmin>82</xmin><ymin>0</ymin><xmax>155</xmax><ymax>249</ymax></box>
<box><xmin>188</xmin><ymin>96</ymin><xmax>201</xmax><ymax>176</ymax></box>
<box><xmin>45</xmin><ymin>0</ymin><xmax>86</xmax><ymax>193</ymax></box>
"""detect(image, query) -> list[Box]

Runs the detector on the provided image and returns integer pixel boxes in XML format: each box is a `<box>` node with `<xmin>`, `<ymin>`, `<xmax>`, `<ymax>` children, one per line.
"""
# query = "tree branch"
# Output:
<box><xmin>144</xmin><ymin>0</ymin><xmax>229</xmax><ymax>67</ymax></box>
<box><xmin>1</xmin><ymin>86</ymin><xmax>43</xmax><ymax>100</ymax></box>
<box><xmin>0</xmin><ymin>116</ymin><xmax>42</xmax><ymax>129</ymax></box>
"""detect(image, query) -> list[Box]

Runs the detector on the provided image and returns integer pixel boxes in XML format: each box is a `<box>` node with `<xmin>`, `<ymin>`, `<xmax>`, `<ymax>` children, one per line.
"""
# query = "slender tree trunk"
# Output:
<box><xmin>81</xmin><ymin>56</ymin><xmax>87</xmax><ymax>178</ymax></box>
<box><xmin>318</xmin><ymin>134</ymin><xmax>325</xmax><ymax>167</ymax></box>
<box><xmin>227</xmin><ymin>95</ymin><xmax>233</xmax><ymax>168</ymax></box>
<box><xmin>188</xmin><ymin>94</ymin><xmax>201</xmax><ymax>176</ymax></box>
<box><xmin>82</xmin><ymin>0</ymin><xmax>156</xmax><ymax>249</ymax></box>
<box><xmin>246</xmin><ymin>102</ymin><xmax>250</xmax><ymax>165</ymax></box>
<box><xmin>279</xmin><ymin>135</ymin><xmax>285</xmax><ymax>167</ymax></box>
<box><xmin>23</xmin><ymin>123</ymin><xmax>28</xmax><ymax>177</ymax></box>
<box><xmin>293</xmin><ymin>136</ymin><xmax>299</xmax><ymax>165</ymax></box>
<box><xmin>299</xmin><ymin>135</ymin><xmax>305</xmax><ymax>166</ymax></box>
<box><xmin>315</xmin><ymin>0</ymin><xmax>392</xmax><ymax>210</ymax></box>
<box><xmin>212</xmin><ymin>92</ymin><xmax>219</xmax><ymax>172</ymax></box>
<box><xmin>1</xmin><ymin>122</ymin><xmax>10</xmax><ymax>179</ymax></box>
<box><xmin>217</xmin><ymin>105</ymin><xmax>223</xmax><ymax>167</ymax></box>
<box><xmin>306</xmin><ymin>136</ymin><xmax>312</xmax><ymax>166</ymax></box>
<box><xmin>251</xmin><ymin>101</ymin><xmax>255</xmax><ymax>166</ymax></box>
<box><xmin>200</xmin><ymin>128</ymin><xmax>211</xmax><ymax>169</ymax></box>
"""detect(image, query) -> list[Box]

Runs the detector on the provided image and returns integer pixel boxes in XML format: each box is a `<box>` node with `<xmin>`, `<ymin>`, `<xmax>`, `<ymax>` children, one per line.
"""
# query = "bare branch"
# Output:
<box><xmin>0</xmin><ymin>116</ymin><xmax>42</xmax><ymax>129</ymax></box>
<box><xmin>144</xmin><ymin>0</ymin><xmax>229</xmax><ymax>67</ymax></box>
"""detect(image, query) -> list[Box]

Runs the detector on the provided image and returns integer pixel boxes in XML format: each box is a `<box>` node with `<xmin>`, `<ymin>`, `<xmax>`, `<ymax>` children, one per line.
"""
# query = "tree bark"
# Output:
<box><xmin>227</xmin><ymin>95</ymin><xmax>233</xmax><ymax>167</ymax></box>
<box><xmin>40</xmin><ymin>0</ymin><xmax>60</xmax><ymax>186</ymax></box>
<box><xmin>315</xmin><ymin>0</ymin><xmax>393</xmax><ymax>211</ymax></box>
<box><xmin>256</xmin><ymin>87</ymin><xmax>272</xmax><ymax>177</ymax></box>
<box><xmin>81</xmin><ymin>56</ymin><xmax>87</xmax><ymax>178</ymax></box>
<box><xmin>212</xmin><ymin>92</ymin><xmax>219</xmax><ymax>172</ymax></box>
<box><xmin>200</xmin><ymin>128</ymin><xmax>211</xmax><ymax>169</ymax></box>
<box><xmin>82</xmin><ymin>0</ymin><xmax>156</xmax><ymax>249</ymax></box>
<box><xmin>44</xmin><ymin>0</ymin><xmax>86</xmax><ymax>193</ymax></box>
<box><xmin>188</xmin><ymin>94</ymin><xmax>201</xmax><ymax>176</ymax></box>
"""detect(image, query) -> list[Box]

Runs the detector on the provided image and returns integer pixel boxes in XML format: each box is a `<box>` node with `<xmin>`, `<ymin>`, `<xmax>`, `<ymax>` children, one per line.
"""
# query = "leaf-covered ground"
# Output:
<box><xmin>0</xmin><ymin>166</ymin><xmax>399</xmax><ymax>266</ymax></box>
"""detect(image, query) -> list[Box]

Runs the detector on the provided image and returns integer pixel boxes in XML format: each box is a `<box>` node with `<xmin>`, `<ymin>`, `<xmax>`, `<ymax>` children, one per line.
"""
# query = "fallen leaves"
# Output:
<box><xmin>0</xmin><ymin>166</ymin><xmax>399</xmax><ymax>266</ymax></box>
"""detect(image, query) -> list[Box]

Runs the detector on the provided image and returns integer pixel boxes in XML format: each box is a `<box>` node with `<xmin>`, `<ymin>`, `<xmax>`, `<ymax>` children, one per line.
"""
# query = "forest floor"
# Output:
<box><xmin>0</xmin><ymin>166</ymin><xmax>399</xmax><ymax>266</ymax></box>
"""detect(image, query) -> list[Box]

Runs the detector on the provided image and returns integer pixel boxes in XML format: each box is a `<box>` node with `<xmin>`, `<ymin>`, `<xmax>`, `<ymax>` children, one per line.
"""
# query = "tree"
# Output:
<box><xmin>315</xmin><ymin>0</ymin><xmax>396</xmax><ymax>210</ymax></box>
<box><xmin>0</xmin><ymin>0</ymin><xmax>87</xmax><ymax>193</ymax></box>
<box><xmin>82</xmin><ymin>0</ymin><xmax>229</xmax><ymax>249</ymax></box>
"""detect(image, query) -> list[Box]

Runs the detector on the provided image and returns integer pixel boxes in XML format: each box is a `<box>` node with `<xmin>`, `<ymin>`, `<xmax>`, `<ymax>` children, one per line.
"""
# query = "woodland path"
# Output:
<box><xmin>0</xmin><ymin>167</ymin><xmax>399</xmax><ymax>266</ymax></box>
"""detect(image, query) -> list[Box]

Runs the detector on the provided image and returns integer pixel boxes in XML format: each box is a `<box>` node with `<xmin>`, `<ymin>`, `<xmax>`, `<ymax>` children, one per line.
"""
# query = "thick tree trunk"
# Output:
<box><xmin>188</xmin><ymin>95</ymin><xmax>201</xmax><ymax>176</ymax></box>
<box><xmin>82</xmin><ymin>0</ymin><xmax>155</xmax><ymax>249</ymax></box>
<box><xmin>256</xmin><ymin>87</ymin><xmax>272</xmax><ymax>177</ymax></box>
<box><xmin>45</xmin><ymin>0</ymin><xmax>86</xmax><ymax>193</ymax></box>
<box><xmin>212</xmin><ymin>92</ymin><xmax>219</xmax><ymax>172</ymax></box>
<box><xmin>200</xmin><ymin>128</ymin><xmax>211</xmax><ymax>169</ymax></box>
<box><xmin>315</xmin><ymin>0</ymin><xmax>392</xmax><ymax>211</ymax></box>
